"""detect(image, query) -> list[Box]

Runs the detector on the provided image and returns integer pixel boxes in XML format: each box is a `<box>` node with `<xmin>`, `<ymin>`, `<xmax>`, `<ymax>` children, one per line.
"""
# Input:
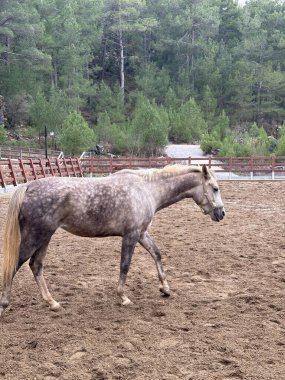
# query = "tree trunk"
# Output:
<box><xmin>119</xmin><ymin>28</ymin><xmax>125</xmax><ymax>99</ymax></box>
<box><xmin>51</xmin><ymin>59</ymin><xmax>58</xmax><ymax>88</ymax></box>
<box><xmin>191</xmin><ymin>28</ymin><xmax>195</xmax><ymax>91</ymax></box>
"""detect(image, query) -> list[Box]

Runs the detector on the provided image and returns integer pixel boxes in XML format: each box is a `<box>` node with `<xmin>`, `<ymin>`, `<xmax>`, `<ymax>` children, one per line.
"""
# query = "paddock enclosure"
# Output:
<box><xmin>0</xmin><ymin>181</ymin><xmax>284</xmax><ymax>380</ymax></box>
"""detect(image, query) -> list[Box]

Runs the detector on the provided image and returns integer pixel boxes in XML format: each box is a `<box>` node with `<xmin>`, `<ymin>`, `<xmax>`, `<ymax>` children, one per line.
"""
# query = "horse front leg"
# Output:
<box><xmin>139</xmin><ymin>231</ymin><xmax>170</xmax><ymax>296</ymax></box>
<box><xmin>117</xmin><ymin>231</ymin><xmax>139</xmax><ymax>306</ymax></box>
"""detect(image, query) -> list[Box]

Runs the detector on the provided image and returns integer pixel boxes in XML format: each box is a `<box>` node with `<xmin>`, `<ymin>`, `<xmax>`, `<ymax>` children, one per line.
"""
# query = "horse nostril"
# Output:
<box><xmin>222</xmin><ymin>211</ymin><xmax>225</xmax><ymax>216</ymax></box>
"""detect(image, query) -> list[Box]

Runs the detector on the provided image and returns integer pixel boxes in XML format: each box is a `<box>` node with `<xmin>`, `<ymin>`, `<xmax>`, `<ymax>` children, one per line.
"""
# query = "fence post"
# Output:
<box><xmin>0</xmin><ymin>163</ymin><xmax>6</xmax><ymax>189</ymax></box>
<box><xmin>90</xmin><ymin>157</ymin><xmax>94</xmax><ymax>177</ymax></box>
<box><xmin>229</xmin><ymin>157</ymin><xmax>232</xmax><ymax>180</ymax></box>
<box><xmin>272</xmin><ymin>156</ymin><xmax>275</xmax><ymax>180</ymax></box>
<box><xmin>39</xmin><ymin>159</ymin><xmax>46</xmax><ymax>178</ymax></box>
<box><xmin>29</xmin><ymin>158</ymin><xmax>38</xmax><ymax>180</ymax></box>
<box><xmin>250</xmin><ymin>157</ymin><xmax>253</xmax><ymax>180</ymax></box>
<box><xmin>48</xmin><ymin>158</ymin><xmax>54</xmax><ymax>176</ymax></box>
<box><xmin>19</xmin><ymin>159</ymin><xmax>29</xmax><ymax>182</ymax></box>
<box><xmin>76</xmin><ymin>158</ymin><xmax>83</xmax><ymax>177</ymax></box>
<box><xmin>69</xmin><ymin>158</ymin><xmax>77</xmax><ymax>176</ymax></box>
<box><xmin>63</xmin><ymin>158</ymin><xmax>69</xmax><ymax>177</ymax></box>
<box><xmin>56</xmin><ymin>158</ymin><xmax>62</xmax><ymax>176</ymax></box>
<box><xmin>8</xmin><ymin>159</ymin><xmax>17</xmax><ymax>186</ymax></box>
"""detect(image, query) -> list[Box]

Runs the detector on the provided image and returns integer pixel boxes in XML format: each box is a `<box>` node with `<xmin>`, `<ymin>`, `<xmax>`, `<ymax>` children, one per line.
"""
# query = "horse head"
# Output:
<box><xmin>194</xmin><ymin>165</ymin><xmax>225</xmax><ymax>222</ymax></box>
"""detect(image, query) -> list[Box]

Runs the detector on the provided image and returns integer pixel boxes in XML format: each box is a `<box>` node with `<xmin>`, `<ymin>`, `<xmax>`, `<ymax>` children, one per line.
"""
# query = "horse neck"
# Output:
<box><xmin>150</xmin><ymin>172</ymin><xmax>201</xmax><ymax>211</ymax></box>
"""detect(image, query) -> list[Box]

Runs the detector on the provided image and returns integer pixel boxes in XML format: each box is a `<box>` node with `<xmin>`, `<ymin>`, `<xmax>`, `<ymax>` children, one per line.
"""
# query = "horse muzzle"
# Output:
<box><xmin>211</xmin><ymin>207</ymin><xmax>225</xmax><ymax>222</ymax></box>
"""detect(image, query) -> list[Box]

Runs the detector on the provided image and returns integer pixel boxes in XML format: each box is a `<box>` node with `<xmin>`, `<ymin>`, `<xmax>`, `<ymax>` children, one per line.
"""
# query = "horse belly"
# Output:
<box><xmin>60</xmin><ymin>204</ymin><xmax>152</xmax><ymax>238</ymax></box>
<box><xmin>60</xmin><ymin>223</ymin><xmax>121</xmax><ymax>238</ymax></box>
<box><xmin>60</xmin><ymin>210</ymin><xmax>127</xmax><ymax>237</ymax></box>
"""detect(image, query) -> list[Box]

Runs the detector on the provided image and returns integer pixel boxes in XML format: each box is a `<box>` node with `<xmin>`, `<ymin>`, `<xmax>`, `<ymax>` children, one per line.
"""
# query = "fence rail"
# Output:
<box><xmin>0</xmin><ymin>145</ymin><xmax>62</xmax><ymax>159</ymax></box>
<box><xmin>0</xmin><ymin>158</ymin><xmax>82</xmax><ymax>188</ymax></box>
<box><xmin>1</xmin><ymin>155</ymin><xmax>285</xmax><ymax>189</ymax></box>
<box><xmin>80</xmin><ymin>155</ymin><xmax>285</xmax><ymax>179</ymax></box>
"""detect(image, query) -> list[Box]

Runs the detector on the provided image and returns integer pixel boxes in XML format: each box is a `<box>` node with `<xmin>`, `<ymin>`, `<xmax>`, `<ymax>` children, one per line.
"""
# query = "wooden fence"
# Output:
<box><xmin>0</xmin><ymin>158</ymin><xmax>82</xmax><ymax>188</ymax></box>
<box><xmin>0</xmin><ymin>145</ymin><xmax>62</xmax><ymax>159</ymax></box>
<box><xmin>80</xmin><ymin>155</ymin><xmax>285</xmax><ymax>179</ymax></box>
<box><xmin>1</xmin><ymin>155</ymin><xmax>285</xmax><ymax>189</ymax></box>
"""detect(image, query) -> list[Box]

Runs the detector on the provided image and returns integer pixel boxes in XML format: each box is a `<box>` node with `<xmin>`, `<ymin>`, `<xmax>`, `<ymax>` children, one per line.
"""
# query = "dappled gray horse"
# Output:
<box><xmin>0</xmin><ymin>164</ymin><xmax>225</xmax><ymax>316</ymax></box>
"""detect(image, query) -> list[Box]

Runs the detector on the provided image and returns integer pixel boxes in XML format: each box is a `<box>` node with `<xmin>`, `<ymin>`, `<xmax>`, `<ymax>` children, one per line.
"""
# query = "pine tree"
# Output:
<box><xmin>130</xmin><ymin>94</ymin><xmax>169</xmax><ymax>156</ymax></box>
<box><xmin>59</xmin><ymin>112</ymin><xmax>96</xmax><ymax>155</ymax></box>
<box><xmin>169</xmin><ymin>98</ymin><xmax>207</xmax><ymax>143</ymax></box>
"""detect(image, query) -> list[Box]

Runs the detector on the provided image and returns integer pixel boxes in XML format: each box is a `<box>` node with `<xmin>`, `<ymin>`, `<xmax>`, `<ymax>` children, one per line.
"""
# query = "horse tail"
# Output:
<box><xmin>2</xmin><ymin>185</ymin><xmax>27</xmax><ymax>287</ymax></box>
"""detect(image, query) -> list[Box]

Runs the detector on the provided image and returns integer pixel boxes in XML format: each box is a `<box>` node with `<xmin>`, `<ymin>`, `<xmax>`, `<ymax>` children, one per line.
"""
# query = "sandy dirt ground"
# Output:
<box><xmin>0</xmin><ymin>181</ymin><xmax>285</xmax><ymax>380</ymax></box>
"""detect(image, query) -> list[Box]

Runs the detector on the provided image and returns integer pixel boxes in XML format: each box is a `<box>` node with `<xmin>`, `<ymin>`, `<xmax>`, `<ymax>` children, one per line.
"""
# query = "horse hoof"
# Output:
<box><xmin>122</xmin><ymin>298</ymin><xmax>133</xmax><ymax>306</ymax></box>
<box><xmin>50</xmin><ymin>301</ymin><xmax>61</xmax><ymax>311</ymax></box>
<box><xmin>159</xmin><ymin>287</ymin><xmax>171</xmax><ymax>296</ymax></box>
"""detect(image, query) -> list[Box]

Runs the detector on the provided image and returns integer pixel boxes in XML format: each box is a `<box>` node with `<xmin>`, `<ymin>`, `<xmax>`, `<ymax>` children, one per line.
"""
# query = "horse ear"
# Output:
<box><xmin>202</xmin><ymin>164</ymin><xmax>210</xmax><ymax>179</ymax></box>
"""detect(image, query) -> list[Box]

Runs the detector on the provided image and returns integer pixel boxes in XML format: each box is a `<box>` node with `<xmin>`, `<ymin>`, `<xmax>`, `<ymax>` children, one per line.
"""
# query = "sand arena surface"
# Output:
<box><xmin>0</xmin><ymin>181</ymin><xmax>284</xmax><ymax>380</ymax></box>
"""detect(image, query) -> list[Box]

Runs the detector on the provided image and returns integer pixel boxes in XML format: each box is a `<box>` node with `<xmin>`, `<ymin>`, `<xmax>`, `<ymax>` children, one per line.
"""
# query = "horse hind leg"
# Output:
<box><xmin>0</xmin><ymin>234</ymin><xmax>59</xmax><ymax>316</ymax></box>
<box><xmin>0</xmin><ymin>236</ymin><xmax>38</xmax><ymax>316</ymax></box>
<box><xmin>139</xmin><ymin>231</ymin><xmax>170</xmax><ymax>296</ymax></box>
<box><xmin>0</xmin><ymin>238</ymin><xmax>34</xmax><ymax>316</ymax></box>
<box><xmin>0</xmin><ymin>280</ymin><xmax>13</xmax><ymax>316</ymax></box>
<box><xmin>29</xmin><ymin>242</ymin><xmax>60</xmax><ymax>311</ymax></box>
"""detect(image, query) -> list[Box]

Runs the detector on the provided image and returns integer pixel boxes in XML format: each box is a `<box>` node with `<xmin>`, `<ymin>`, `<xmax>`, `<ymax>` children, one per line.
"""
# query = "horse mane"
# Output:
<box><xmin>114</xmin><ymin>164</ymin><xmax>203</xmax><ymax>182</ymax></box>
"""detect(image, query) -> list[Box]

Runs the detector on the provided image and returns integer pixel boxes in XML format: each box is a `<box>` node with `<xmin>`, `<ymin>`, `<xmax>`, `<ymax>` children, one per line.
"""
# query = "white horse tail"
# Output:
<box><xmin>2</xmin><ymin>186</ymin><xmax>27</xmax><ymax>287</ymax></box>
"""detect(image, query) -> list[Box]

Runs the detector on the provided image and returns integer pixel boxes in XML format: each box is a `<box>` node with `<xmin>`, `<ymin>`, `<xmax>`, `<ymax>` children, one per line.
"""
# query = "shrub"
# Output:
<box><xmin>169</xmin><ymin>98</ymin><xmax>207</xmax><ymax>143</ymax></box>
<box><xmin>130</xmin><ymin>95</ymin><xmax>169</xmax><ymax>156</ymax></box>
<box><xmin>58</xmin><ymin>112</ymin><xmax>96</xmax><ymax>155</ymax></box>
<box><xmin>275</xmin><ymin>135</ymin><xmax>285</xmax><ymax>156</ymax></box>
<box><xmin>200</xmin><ymin>132</ymin><xmax>221</xmax><ymax>154</ymax></box>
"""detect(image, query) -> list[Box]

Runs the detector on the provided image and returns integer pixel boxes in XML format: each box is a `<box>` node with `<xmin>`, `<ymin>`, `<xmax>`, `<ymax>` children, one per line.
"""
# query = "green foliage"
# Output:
<box><xmin>30</xmin><ymin>90</ymin><xmax>73</xmax><ymax>135</ymax></box>
<box><xmin>96</xmin><ymin>112</ymin><xmax>113</xmax><ymax>144</ymax></box>
<box><xmin>169</xmin><ymin>98</ymin><xmax>207</xmax><ymax>143</ymax></box>
<box><xmin>164</xmin><ymin>87</ymin><xmax>180</xmax><ymax>110</ymax></box>
<box><xmin>110</xmin><ymin>126</ymin><xmax>130</xmax><ymax>155</ymax></box>
<box><xmin>200</xmin><ymin>85</ymin><xmax>218</xmax><ymax>130</ymax></box>
<box><xmin>58</xmin><ymin>112</ymin><xmax>96</xmax><ymax>155</ymax></box>
<box><xmin>95</xmin><ymin>110</ymin><xmax>130</xmax><ymax>154</ymax></box>
<box><xmin>216</xmin><ymin>111</ymin><xmax>230</xmax><ymax>139</ymax></box>
<box><xmin>30</xmin><ymin>92</ymin><xmax>48</xmax><ymax>133</ymax></box>
<box><xmin>0</xmin><ymin>126</ymin><xmax>7</xmax><ymax>144</ymax></box>
<box><xmin>7</xmin><ymin>139</ymin><xmax>39</xmax><ymax>148</ymax></box>
<box><xmin>1</xmin><ymin>0</ymin><xmax>285</xmax><ymax>157</ymax></box>
<box><xmin>135</xmin><ymin>64</ymin><xmax>171</xmax><ymax>104</ymax></box>
<box><xmin>130</xmin><ymin>94</ymin><xmax>169</xmax><ymax>156</ymax></box>
<box><xmin>6</xmin><ymin>93</ymin><xmax>33</xmax><ymax>127</ymax></box>
<box><xmin>95</xmin><ymin>83</ymin><xmax>125</xmax><ymax>124</ymax></box>
<box><xmin>20</xmin><ymin>127</ymin><xmax>38</xmax><ymax>139</ymax></box>
<box><xmin>248</xmin><ymin>127</ymin><xmax>270</xmax><ymax>156</ymax></box>
<box><xmin>200</xmin><ymin>110</ymin><xmax>230</xmax><ymax>154</ymax></box>
<box><xmin>200</xmin><ymin>131</ymin><xmax>221</xmax><ymax>154</ymax></box>
<box><xmin>219</xmin><ymin>137</ymin><xmax>236</xmax><ymax>157</ymax></box>
<box><xmin>218</xmin><ymin>0</ymin><xmax>242</xmax><ymax>48</ymax></box>
<box><xmin>276</xmin><ymin>135</ymin><xmax>285</xmax><ymax>156</ymax></box>
<box><xmin>216</xmin><ymin>125</ymin><xmax>272</xmax><ymax>157</ymax></box>
<box><xmin>248</xmin><ymin>122</ymin><xmax>259</xmax><ymax>138</ymax></box>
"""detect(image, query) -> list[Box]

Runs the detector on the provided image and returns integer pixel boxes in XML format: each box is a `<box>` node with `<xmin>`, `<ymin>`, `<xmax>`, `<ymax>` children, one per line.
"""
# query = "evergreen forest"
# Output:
<box><xmin>1</xmin><ymin>0</ymin><xmax>285</xmax><ymax>156</ymax></box>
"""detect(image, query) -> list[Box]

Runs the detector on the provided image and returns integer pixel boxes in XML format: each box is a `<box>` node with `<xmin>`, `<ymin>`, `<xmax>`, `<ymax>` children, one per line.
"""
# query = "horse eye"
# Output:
<box><xmin>213</xmin><ymin>187</ymin><xmax>219</xmax><ymax>192</ymax></box>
